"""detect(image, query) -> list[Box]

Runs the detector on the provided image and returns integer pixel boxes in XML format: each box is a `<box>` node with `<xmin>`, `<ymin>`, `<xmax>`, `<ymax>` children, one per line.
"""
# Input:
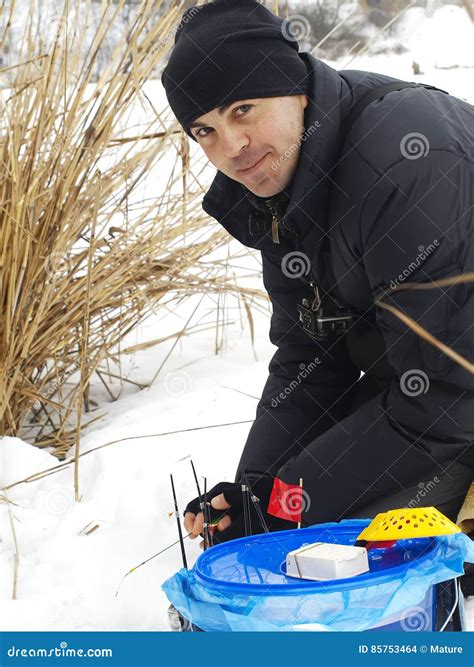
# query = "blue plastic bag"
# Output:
<box><xmin>162</xmin><ymin>519</ymin><xmax>474</xmax><ymax>632</ymax></box>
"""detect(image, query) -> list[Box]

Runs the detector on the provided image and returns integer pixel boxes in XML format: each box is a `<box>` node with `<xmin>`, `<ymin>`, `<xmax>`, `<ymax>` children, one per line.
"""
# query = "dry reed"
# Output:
<box><xmin>0</xmin><ymin>0</ymin><xmax>265</xmax><ymax>467</ymax></box>
<box><xmin>2</xmin><ymin>0</ymin><xmax>466</xmax><ymax>467</ymax></box>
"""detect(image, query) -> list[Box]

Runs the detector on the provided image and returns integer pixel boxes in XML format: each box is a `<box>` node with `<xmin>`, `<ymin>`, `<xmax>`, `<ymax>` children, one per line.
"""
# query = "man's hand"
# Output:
<box><xmin>184</xmin><ymin>488</ymin><xmax>233</xmax><ymax>549</ymax></box>
<box><xmin>183</xmin><ymin>477</ymin><xmax>294</xmax><ymax>549</ymax></box>
<box><xmin>183</xmin><ymin>481</ymin><xmax>241</xmax><ymax>549</ymax></box>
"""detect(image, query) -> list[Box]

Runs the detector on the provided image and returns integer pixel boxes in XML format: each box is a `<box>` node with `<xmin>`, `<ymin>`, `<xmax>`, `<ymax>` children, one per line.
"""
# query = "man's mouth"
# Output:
<box><xmin>237</xmin><ymin>152</ymin><xmax>269</xmax><ymax>174</ymax></box>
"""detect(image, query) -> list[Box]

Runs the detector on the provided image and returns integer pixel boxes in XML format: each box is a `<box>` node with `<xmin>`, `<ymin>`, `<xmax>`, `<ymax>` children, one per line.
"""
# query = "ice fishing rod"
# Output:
<box><xmin>190</xmin><ymin>461</ymin><xmax>212</xmax><ymax>549</ymax></box>
<box><xmin>115</xmin><ymin>531</ymin><xmax>193</xmax><ymax>597</ymax></box>
<box><xmin>203</xmin><ymin>476</ymin><xmax>212</xmax><ymax>549</ymax></box>
<box><xmin>117</xmin><ymin>472</ymin><xmax>194</xmax><ymax>596</ymax></box>
<box><xmin>116</xmin><ymin>471</ymin><xmax>275</xmax><ymax>596</ymax></box>
<box><xmin>170</xmin><ymin>473</ymin><xmax>187</xmax><ymax>569</ymax></box>
<box><xmin>242</xmin><ymin>471</ymin><xmax>269</xmax><ymax>534</ymax></box>
<box><xmin>242</xmin><ymin>480</ymin><xmax>250</xmax><ymax>537</ymax></box>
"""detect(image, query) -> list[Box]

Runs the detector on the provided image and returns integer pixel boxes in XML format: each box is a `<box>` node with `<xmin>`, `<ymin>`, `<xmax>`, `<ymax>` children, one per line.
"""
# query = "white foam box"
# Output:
<box><xmin>286</xmin><ymin>541</ymin><xmax>369</xmax><ymax>581</ymax></box>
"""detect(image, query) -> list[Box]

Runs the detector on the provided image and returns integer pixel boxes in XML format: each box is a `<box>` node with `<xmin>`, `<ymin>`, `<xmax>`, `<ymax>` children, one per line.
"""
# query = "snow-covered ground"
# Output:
<box><xmin>0</xmin><ymin>288</ymin><xmax>272</xmax><ymax>630</ymax></box>
<box><xmin>0</xmin><ymin>4</ymin><xmax>473</xmax><ymax>632</ymax></box>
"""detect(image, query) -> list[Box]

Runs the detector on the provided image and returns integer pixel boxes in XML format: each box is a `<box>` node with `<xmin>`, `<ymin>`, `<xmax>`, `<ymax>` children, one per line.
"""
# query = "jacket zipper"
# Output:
<box><xmin>261</xmin><ymin>201</ymin><xmax>353</xmax><ymax>317</ymax></box>
<box><xmin>265</xmin><ymin>200</ymin><xmax>280</xmax><ymax>244</ymax></box>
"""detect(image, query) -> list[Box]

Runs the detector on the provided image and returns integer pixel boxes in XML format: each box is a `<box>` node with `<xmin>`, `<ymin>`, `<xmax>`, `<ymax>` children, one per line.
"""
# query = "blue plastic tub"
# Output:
<box><xmin>163</xmin><ymin>519</ymin><xmax>474</xmax><ymax>632</ymax></box>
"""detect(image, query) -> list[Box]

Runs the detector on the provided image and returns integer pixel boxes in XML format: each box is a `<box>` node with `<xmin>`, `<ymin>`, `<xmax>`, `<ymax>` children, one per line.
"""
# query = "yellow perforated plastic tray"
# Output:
<box><xmin>356</xmin><ymin>507</ymin><xmax>461</xmax><ymax>541</ymax></box>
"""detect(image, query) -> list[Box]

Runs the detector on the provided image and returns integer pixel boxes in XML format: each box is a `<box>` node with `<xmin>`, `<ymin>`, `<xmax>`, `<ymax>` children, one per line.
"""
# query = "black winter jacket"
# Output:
<box><xmin>202</xmin><ymin>54</ymin><xmax>473</xmax><ymax>524</ymax></box>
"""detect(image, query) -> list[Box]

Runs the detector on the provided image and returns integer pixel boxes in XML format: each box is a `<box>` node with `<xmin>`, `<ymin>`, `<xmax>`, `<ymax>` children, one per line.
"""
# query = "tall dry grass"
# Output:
<box><xmin>0</xmin><ymin>0</ymin><xmax>265</xmax><ymax>474</ymax></box>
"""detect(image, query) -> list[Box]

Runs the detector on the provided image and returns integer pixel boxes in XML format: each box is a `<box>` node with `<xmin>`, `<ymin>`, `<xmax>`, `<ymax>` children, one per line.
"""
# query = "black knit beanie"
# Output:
<box><xmin>161</xmin><ymin>0</ymin><xmax>309</xmax><ymax>140</ymax></box>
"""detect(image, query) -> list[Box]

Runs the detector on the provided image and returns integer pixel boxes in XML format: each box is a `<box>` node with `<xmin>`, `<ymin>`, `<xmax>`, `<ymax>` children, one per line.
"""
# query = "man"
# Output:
<box><xmin>161</xmin><ymin>0</ymin><xmax>473</xmax><ymax>547</ymax></box>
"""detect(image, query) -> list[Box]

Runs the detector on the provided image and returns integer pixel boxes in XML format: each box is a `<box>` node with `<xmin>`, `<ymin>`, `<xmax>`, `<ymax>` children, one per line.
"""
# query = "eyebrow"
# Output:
<box><xmin>189</xmin><ymin>102</ymin><xmax>233</xmax><ymax>130</ymax></box>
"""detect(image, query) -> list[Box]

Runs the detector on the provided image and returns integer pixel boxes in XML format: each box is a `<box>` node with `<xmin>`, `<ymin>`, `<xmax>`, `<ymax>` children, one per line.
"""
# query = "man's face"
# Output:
<box><xmin>189</xmin><ymin>95</ymin><xmax>308</xmax><ymax>198</ymax></box>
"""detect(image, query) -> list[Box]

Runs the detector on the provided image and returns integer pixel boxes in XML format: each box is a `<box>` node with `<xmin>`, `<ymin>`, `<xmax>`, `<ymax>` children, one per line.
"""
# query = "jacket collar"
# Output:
<box><xmin>201</xmin><ymin>55</ymin><xmax>351</xmax><ymax>253</ymax></box>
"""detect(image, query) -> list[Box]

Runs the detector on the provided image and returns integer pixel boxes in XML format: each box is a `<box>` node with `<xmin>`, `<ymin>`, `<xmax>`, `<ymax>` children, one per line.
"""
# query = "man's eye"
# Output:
<box><xmin>194</xmin><ymin>105</ymin><xmax>252</xmax><ymax>139</ymax></box>
<box><xmin>195</xmin><ymin>127</ymin><xmax>212</xmax><ymax>138</ymax></box>
<box><xmin>235</xmin><ymin>104</ymin><xmax>252</xmax><ymax>116</ymax></box>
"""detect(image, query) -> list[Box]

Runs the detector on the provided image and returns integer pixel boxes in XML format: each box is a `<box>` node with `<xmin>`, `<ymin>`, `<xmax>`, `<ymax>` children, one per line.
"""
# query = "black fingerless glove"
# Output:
<box><xmin>184</xmin><ymin>476</ymin><xmax>295</xmax><ymax>544</ymax></box>
<box><xmin>184</xmin><ymin>481</ymin><xmax>242</xmax><ymax>524</ymax></box>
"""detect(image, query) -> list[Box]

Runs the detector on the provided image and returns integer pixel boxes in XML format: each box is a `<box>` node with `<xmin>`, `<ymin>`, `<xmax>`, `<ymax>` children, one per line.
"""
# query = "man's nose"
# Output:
<box><xmin>220</xmin><ymin>127</ymin><xmax>249</xmax><ymax>159</ymax></box>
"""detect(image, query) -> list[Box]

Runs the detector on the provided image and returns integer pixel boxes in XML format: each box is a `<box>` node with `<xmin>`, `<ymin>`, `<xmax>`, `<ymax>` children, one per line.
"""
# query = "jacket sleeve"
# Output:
<box><xmin>235</xmin><ymin>248</ymin><xmax>360</xmax><ymax>482</ymax></box>
<box><xmin>275</xmin><ymin>152</ymin><xmax>474</xmax><ymax>524</ymax></box>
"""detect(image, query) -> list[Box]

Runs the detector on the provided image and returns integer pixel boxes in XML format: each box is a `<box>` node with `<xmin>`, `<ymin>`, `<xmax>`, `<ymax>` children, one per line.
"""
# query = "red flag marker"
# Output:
<box><xmin>267</xmin><ymin>477</ymin><xmax>303</xmax><ymax>523</ymax></box>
